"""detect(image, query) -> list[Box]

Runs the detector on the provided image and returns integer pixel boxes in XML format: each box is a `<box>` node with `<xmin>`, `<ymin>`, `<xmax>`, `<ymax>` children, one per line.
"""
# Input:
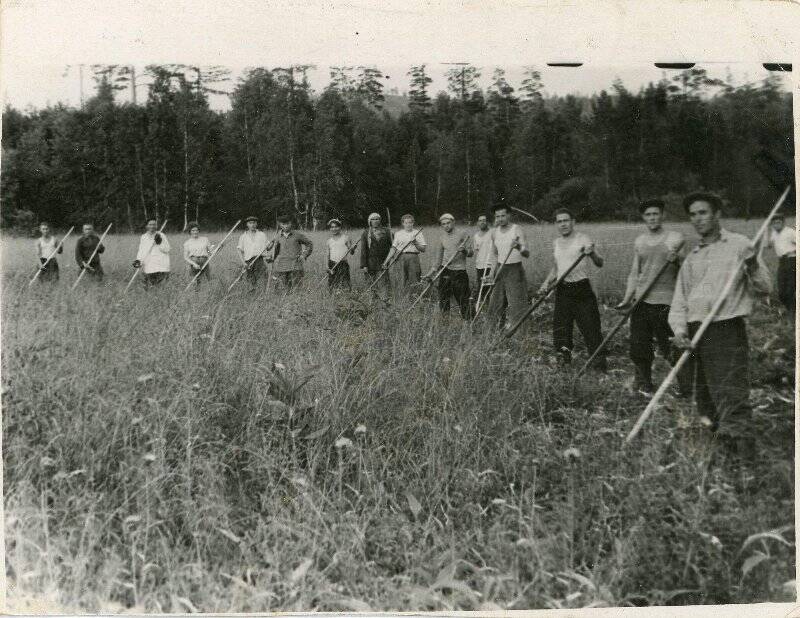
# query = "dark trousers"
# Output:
<box><xmin>553</xmin><ymin>279</ymin><xmax>605</xmax><ymax>368</ymax></box>
<box><xmin>328</xmin><ymin>260</ymin><xmax>351</xmax><ymax>291</ymax></box>
<box><xmin>686</xmin><ymin>317</ymin><xmax>751</xmax><ymax>437</ymax></box>
<box><xmin>629</xmin><ymin>302</ymin><xmax>691</xmax><ymax>392</ymax></box>
<box><xmin>143</xmin><ymin>271</ymin><xmax>168</xmax><ymax>288</ymax></box>
<box><xmin>188</xmin><ymin>256</ymin><xmax>210</xmax><ymax>281</ymax></box>
<box><xmin>365</xmin><ymin>269</ymin><xmax>391</xmax><ymax>300</ymax></box>
<box><xmin>438</xmin><ymin>269</ymin><xmax>471</xmax><ymax>319</ymax></box>
<box><xmin>276</xmin><ymin>270</ymin><xmax>303</xmax><ymax>291</ymax></box>
<box><xmin>777</xmin><ymin>255</ymin><xmax>795</xmax><ymax>314</ymax></box>
<box><xmin>245</xmin><ymin>257</ymin><xmax>266</xmax><ymax>288</ymax></box>
<box><xmin>39</xmin><ymin>260</ymin><xmax>59</xmax><ymax>283</ymax></box>
<box><xmin>82</xmin><ymin>263</ymin><xmax>104</xmax><ymax>282</ymax></box>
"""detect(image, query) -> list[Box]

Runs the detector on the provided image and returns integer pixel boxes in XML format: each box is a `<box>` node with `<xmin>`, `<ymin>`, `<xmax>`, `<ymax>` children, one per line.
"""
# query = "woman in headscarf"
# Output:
<box><xmin>359</xmin><ymin>212</ymin><xmax>393</xmax><ymax>299</ymax></box>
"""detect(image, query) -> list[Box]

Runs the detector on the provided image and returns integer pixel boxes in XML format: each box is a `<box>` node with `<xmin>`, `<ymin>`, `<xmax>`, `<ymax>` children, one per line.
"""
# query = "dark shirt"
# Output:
<box><xmin>273</xmin><ymin>230</ymin><xmax>313</xmax><ymax>273</ymax></box>
<box><xmin>75</xmin><ymin>234</ymin><xmax>105</xmax><ymax>268</ymax></box>
<box><xmin>360</xmin><ymin>227</ymin><xmax>392</xmax><ymax>272</ymax></box>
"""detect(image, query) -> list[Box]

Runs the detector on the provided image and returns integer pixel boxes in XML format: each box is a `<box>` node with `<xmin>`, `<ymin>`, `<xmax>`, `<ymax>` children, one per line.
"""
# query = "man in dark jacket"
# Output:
<box><xmin>359</xmin><ymin>212</ymin><xmax>392</xmax><ymax>299</ymax></box>
<box><xmin>75</xmin><ymin>223</ymin><xmax>106</xmax><ymax>281</ymax></box>
<box><xmin>268</xmin><ymin>214</ymin><xmax>313</xmax><ymax>291</ymax></box>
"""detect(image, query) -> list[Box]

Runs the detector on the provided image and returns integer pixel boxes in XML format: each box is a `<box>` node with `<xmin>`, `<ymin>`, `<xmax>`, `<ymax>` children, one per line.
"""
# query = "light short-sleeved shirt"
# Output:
<box><xmin>392</xmin><ymin>229</ymin><xmax>426</xmax><ymax>254</ymax></box>
<box><xmin>473</xmin><ymin>230</ymin><xmax>494</xmax><ymax>270</ymax></box>
<box><xmin>237</xmin><ymin>230</ymin><xmax>268</xmax><ymax>261</ymax></box>
<box><xmin>491</xmin><ymin>224</ymin><xmax>526</xmax><ymax>265</ymax></box>
<box><xmin>633</xmin><ymin>230</ymin><xmax>685</xmax><ymax>305</ymax></box>
<box><xmin>327</xmin><ymin>234</ymin><xmax>350</xmax><ymax>262</ymax></box>
<box><xmin>770</xmin><ymin>226</ymin><xmax>796</xmax><ymax>257</ymax></box>
<box><xmin>668</xmin><ymin>228</ymin><xmax>772</xmax><ymax>334</ymax></box>
<box><xmin>184</xmin><ymin>236</ymin><xmax>211</xmax><ymax>258</ymax></box>
<box><xmin>553</xmin><ymin>232</ymin><xmax>592</xmax><ymax>282</ymax></box>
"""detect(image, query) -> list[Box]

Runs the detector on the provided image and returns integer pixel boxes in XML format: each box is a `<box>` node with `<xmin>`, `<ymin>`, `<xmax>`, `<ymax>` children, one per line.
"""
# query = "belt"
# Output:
<box><xmin>558</xmin><ymin>278</ymin><xmax>590</xmax><ymax>287</ymax></box>
<box><xmin>400</xmin><ymin>251</ymin><xmax>420</xmax><ymax>255</ymax></box>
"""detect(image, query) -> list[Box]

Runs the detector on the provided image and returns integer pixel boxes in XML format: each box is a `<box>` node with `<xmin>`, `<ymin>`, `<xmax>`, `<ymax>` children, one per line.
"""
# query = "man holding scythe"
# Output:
<box><xmin>486</xmin><ymin>204</ymin><xmax>530</xmax><ymax>328</ymax></box>
<box><xmin>537</xmin><ymin>208</ymin><xmax>605</xmax><ymax>369</ymax></box>
<box><xmin>668</xmin><ymin>192</ymin><xmax>771</xmax><ymax>456</ymax></box>
<box><xmin>75</xmin><ymin>222</ymin><xmax>107</xmax><ymax>282</ymax></box>
<box><xmin>133</xmin><ymin>218</ymin><xmax>171</xmax><ymax>288</ymax></box>
<box><xmin>236</xmin><ymin>216</ymin><xmax>271</xmax><ymax>291</ymax></box>
<box><xmin>616</xmin><ymin>199</ymin><xmax>687</xmax><ymax>396</ymax></box>
<box><xmin>422</xmin><ymin>213</ymin><xmax>473</xmax><ymax>319</ymax></box>
<box><xmin>359</xmin><ymin>212</ymin><xmax>393</xmax><ymax>299</ymax></box>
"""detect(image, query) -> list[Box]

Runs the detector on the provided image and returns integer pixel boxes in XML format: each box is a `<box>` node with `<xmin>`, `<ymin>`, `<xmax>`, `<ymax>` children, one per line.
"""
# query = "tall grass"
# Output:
<box><xmin>2</xmin><ymin>221</ymin><xmax>794</xmax><ymax>612</ymax></box>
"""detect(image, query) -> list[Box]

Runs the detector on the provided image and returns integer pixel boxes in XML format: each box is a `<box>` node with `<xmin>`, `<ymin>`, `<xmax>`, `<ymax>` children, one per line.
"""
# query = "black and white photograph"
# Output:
<box><xmin>1</xmin><ymin>1</ymin><xmax>797</xmax><ymax>615</ymax></box>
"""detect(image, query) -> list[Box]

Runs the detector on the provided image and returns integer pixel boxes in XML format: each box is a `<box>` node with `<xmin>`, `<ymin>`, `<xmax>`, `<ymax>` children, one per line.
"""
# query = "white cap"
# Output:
<box><xmin>439</xmin><ymin>213</ymin><xmax>455</xmax><ymax>223</ymax></box>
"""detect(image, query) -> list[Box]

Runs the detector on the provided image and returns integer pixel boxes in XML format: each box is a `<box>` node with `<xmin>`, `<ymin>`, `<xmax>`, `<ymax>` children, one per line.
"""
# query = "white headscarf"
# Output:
<box><xmin>367</xmin><ymin>213</ymin><xmax>385</xmax><ymax>248</ymax></box>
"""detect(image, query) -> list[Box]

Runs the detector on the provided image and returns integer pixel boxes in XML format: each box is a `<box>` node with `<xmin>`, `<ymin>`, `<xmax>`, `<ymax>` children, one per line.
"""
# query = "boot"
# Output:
<box><xmin>669</xmin><ymin>348</ymin><xmax>692</xmax><ymax>398</ymax></box>
<box><xmin>634</xmin><ymin>361</ymin><xmax>654</xmax><ymax>395</ymax></box>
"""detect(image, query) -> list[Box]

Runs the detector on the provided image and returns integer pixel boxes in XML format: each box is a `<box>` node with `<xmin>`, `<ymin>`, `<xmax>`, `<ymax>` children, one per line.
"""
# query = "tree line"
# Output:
<box><xmin>1</xmin><ymin>64</ymin><xmax>793</xmax><ymax>232</ymax></box>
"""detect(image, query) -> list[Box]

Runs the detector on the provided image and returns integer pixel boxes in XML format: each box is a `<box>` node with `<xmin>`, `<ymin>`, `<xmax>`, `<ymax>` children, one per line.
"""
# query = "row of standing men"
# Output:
<box><xmin>33</xmin><ymin>195</ymin><xmax>795</xmax><ymax>452</ymax></box>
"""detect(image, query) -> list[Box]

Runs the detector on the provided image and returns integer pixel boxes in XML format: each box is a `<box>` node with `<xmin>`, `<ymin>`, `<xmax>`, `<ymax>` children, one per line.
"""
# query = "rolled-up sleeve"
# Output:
<box><xmin>668</xmin><ymin>261</ymin><xmax>690</xmax><ymax>336</ymax></box>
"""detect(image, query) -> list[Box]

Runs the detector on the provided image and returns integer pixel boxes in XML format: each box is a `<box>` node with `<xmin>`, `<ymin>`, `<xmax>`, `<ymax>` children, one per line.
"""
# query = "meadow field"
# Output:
<box><xmin>2</xmin><ymin>219</ymin><xmax>795</xmax><ymax>612</ymax></box>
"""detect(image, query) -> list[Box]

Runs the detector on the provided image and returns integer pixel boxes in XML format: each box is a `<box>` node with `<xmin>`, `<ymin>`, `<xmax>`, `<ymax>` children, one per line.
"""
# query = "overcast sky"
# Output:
<box><xmin>1</xmin><ymin>63</ymin><xmax>790</xmax><ymax>112</ymax></box>
<box><xmin>0</xmin><ymin>1</ymin><xmax>794</xmax><ymax>111</ymax></box>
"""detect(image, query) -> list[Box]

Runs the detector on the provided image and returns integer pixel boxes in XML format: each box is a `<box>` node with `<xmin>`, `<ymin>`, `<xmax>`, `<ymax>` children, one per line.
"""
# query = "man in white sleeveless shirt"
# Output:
<box><xmin>487</xmin><ymin>204</ymin><xmax>530</xmax><ymax>327</ymax></box>
<box><xmin>537</xmin><ymin>208</ymin><xmax>605</xmax><ymax>369</ymax></box>
<box><xmin>35</xmin><ymin>221</ymin><xmax>62</xmax><ymax>283</ymax></box>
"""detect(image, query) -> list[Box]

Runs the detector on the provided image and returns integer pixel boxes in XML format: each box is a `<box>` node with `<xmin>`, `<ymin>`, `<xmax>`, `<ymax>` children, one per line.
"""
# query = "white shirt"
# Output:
<box><xmin>37</xmin><ymin>236</ymin><xmax>58</xmax><ymax>259</ymax></box>
<box><xmin>669</xmin><ymin>229</ymin><xmax>771</xmax><ymax>332</ymax></box>
<box><xmin>327</xmin><ymin>234</ymin><xmax>350</xmax><ymax>262</ymax></box>
<box><xmin>137</xmin><ymin>232</ymin><xmax>171</xmax><ymax>274</ymax></box>
<box><xmin>237</xmin><ymin>230</ymin><xmax>268</xmax><ymax>261</ymax></box>
<box><xmin>491</xmin><ymin>224</ymin><xmax>526</xmax><ymax>265</ymax></box>
<box><xmin>770</xmin><ymin>226</ymin><xmax>796</xmax><ymax>257</ymax></box>
<box><xmin>184</xmin><ymin>236</ymin><xmax>211</xmax><ymax>258</ymax></box>
<box><xmin>473</xmin><ymin>230</ymin><xmax>494</xmax><ymax>269</ymax></box>
<box><xmin>392</xmin><ymin>229</ymin><xmax>426</xmax><ymax>254</ymax></box>
<box><xmin>553</xmin><ymin>232</ymin><xmax>592</xmax><ymax>282</ymax></box>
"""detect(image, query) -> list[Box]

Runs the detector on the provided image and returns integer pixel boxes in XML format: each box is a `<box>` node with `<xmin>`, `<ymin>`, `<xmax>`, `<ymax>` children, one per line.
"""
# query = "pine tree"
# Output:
<box><xmin>520</xmin><ymin>66</ymin><xmax>544</xmax><ymax>110</ymax></box>
<box><xmin>407</xmin><ymin>65</ymin><xmax>432</xmax><ymax>113</ymax></box>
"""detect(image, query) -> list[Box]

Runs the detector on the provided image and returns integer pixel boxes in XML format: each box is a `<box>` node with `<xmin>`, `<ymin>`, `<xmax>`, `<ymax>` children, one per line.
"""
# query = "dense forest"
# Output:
<box><xmin>0</xmin><ymin>64</ymin><xmax>793</xmax><ymax>231</ymax></box>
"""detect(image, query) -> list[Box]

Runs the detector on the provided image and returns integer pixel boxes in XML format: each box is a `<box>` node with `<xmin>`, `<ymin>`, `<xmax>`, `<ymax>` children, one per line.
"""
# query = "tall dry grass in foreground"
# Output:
<box><xmin>2</xmin><ymin>222</ymin><xmax>795</xmax><ymax>612</ymax></box>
